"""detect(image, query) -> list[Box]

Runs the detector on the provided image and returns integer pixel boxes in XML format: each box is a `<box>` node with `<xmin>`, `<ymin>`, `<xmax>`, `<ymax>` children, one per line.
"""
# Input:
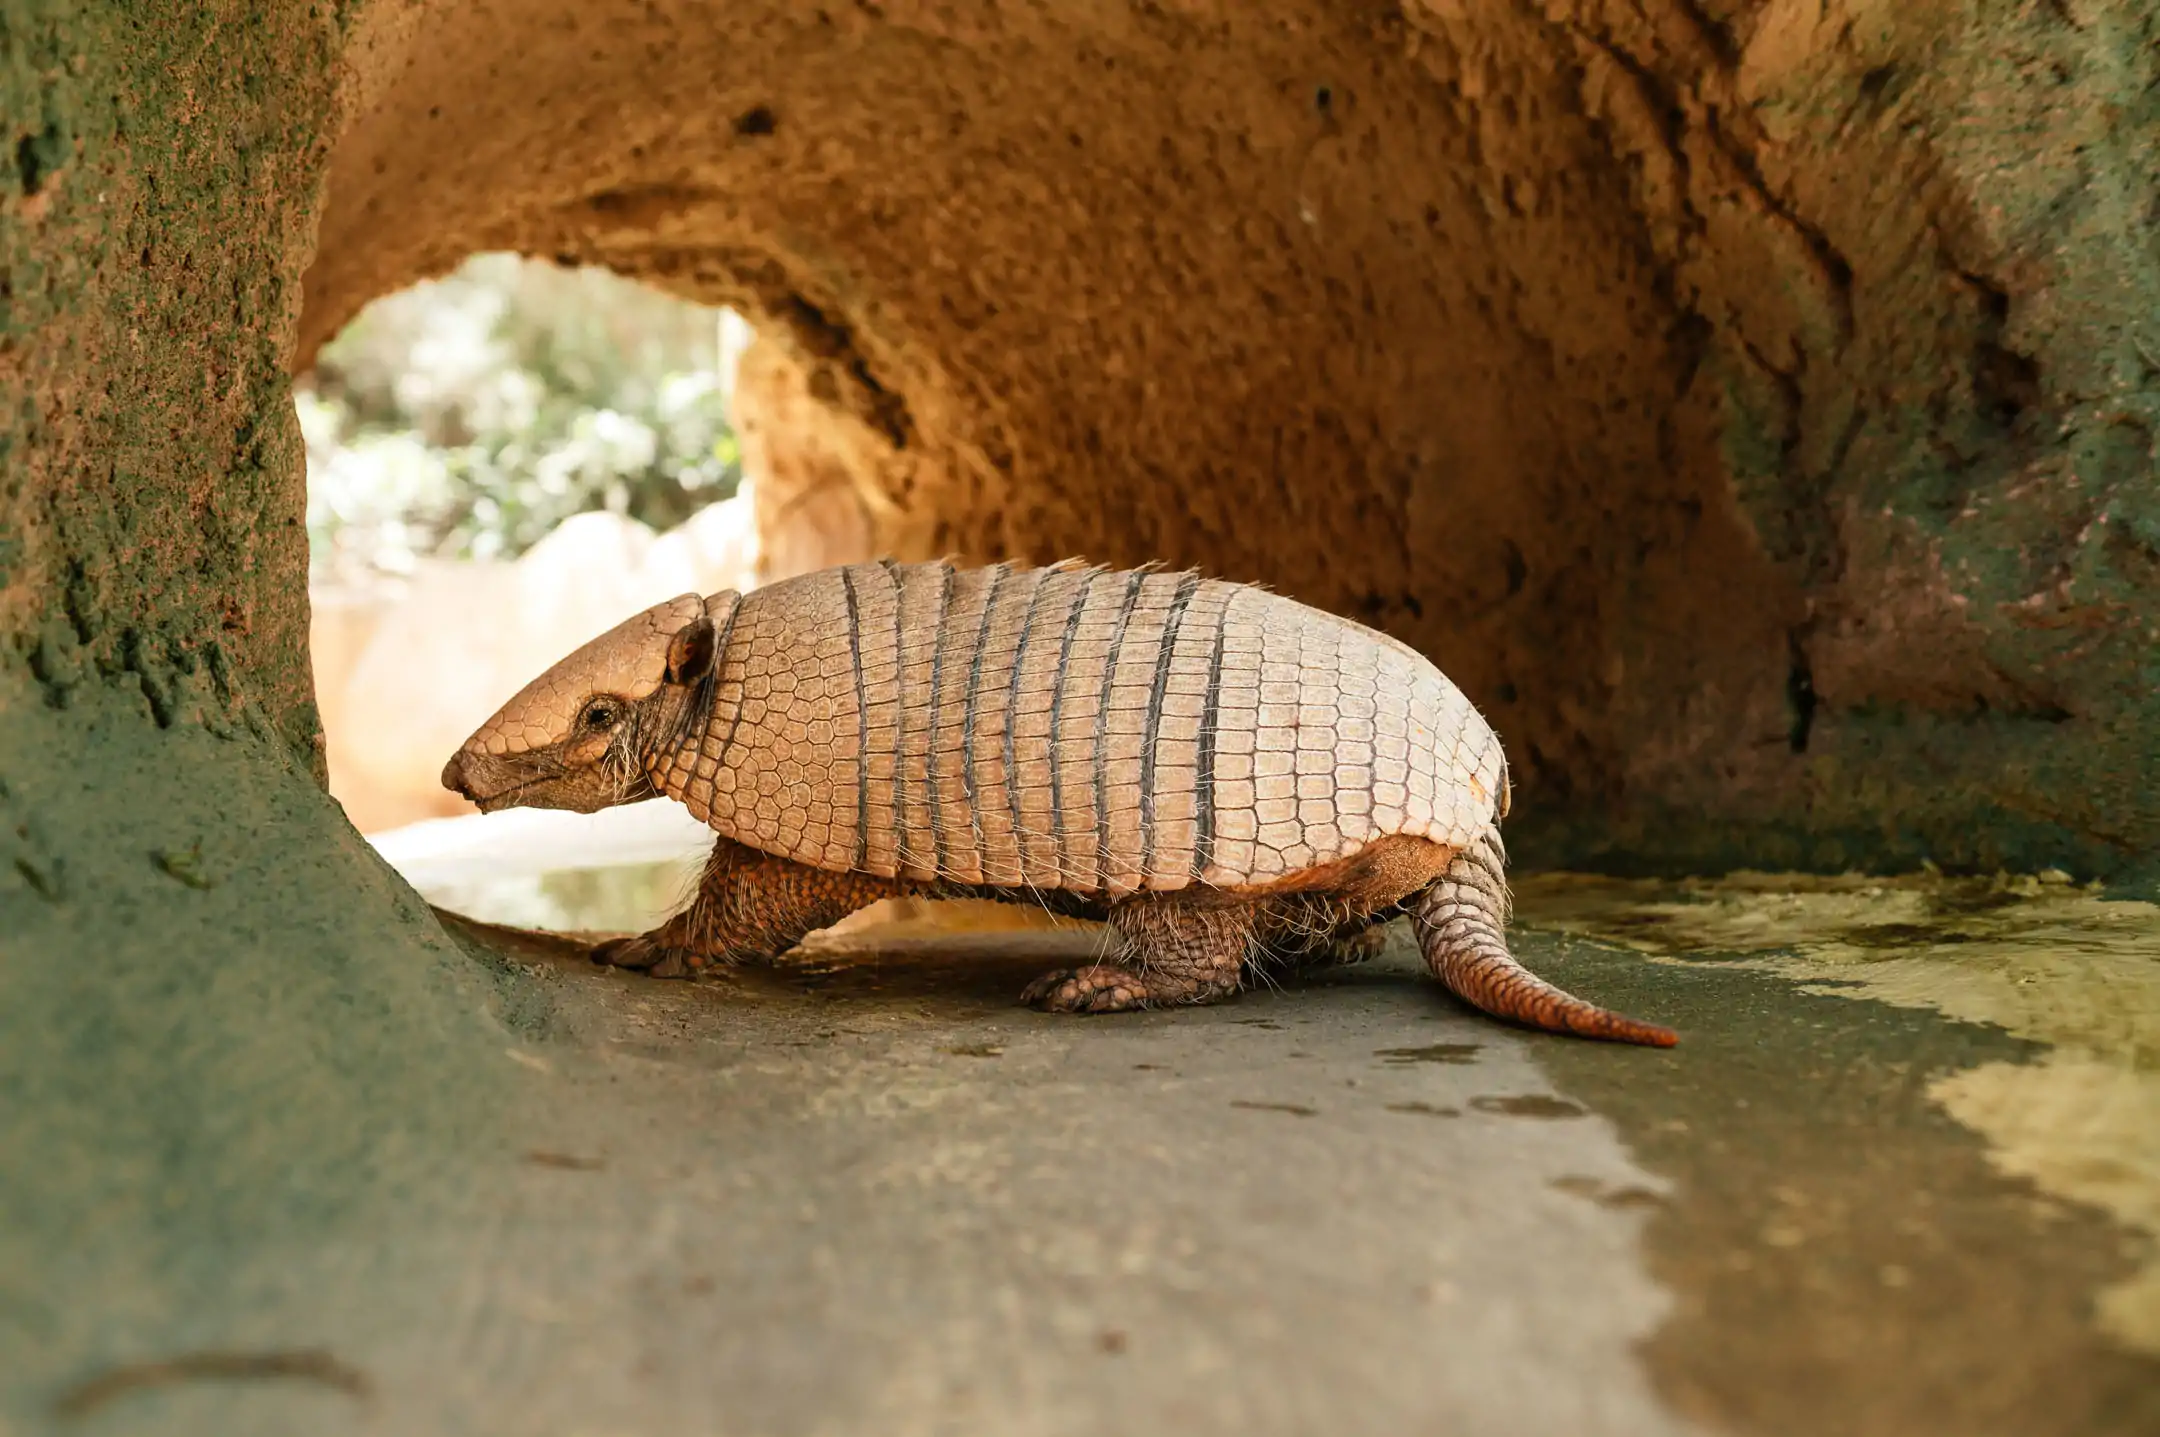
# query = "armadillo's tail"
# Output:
<box><xmin>1412</xmin><ymin>831</ymin><xmax>1679</xmax><ymax>1048</ymax></box>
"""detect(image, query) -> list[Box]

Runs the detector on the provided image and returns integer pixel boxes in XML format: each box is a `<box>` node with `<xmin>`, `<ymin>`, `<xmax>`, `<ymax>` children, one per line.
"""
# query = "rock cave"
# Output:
<box><xmin>4</xmin><ymin>2</ymin><xmax>2156</xmax><ymax>1432</ymax></box>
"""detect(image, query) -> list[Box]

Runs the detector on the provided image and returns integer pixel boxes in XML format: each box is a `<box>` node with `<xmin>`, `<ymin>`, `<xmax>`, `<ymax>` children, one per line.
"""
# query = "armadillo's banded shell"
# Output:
<box><xmin>657</xmin><ymin>560</ymin><xmax>1506</xmax><ymax>896</ymax></box>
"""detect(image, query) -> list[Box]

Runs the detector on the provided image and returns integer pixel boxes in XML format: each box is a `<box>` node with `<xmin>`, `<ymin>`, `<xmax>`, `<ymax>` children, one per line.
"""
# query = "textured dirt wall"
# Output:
<box><xmin>1</xmin><ymin>0</ymin><xmax>333</xmax><ymax>758</ymax></box>
<box><xmin>732</xmin><ymin>336</ymin><xmax>883</xmax><ymax>582</ymax></box>
<box><xmin>304</xmin><ymin>0</ymin><xmax>2160</xmax><ymax>882</ymax></box>
<box><xmin>0</xmin><ymin>3</ymin><xmax>524</xmax><ymax>1418</ymax></box>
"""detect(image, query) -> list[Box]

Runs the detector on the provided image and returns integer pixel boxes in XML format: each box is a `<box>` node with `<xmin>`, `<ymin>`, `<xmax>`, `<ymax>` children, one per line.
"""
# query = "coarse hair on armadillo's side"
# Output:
<box><xmin>1038</xmin><ymin>555</ymin><xmax>1240</xmax><ymax>589</ymax></box>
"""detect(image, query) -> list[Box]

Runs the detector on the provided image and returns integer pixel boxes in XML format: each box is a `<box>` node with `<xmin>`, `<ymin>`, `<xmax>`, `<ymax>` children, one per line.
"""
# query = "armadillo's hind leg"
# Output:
<box><xmin>1414</xmin><ymin>832</ymin><xmax>1679</xmax><ymax>1047</ymax></box>
<box><xmin>1312</xmin><ymin>922</ymin><xmax>1390</xmax><ymax>968</ymax></box>
<box><xmin>1255</xmin><ymin>895</ymin><xmax>1390</xmax><ymax>972</ymax></box>
<box><xmin>593</xmin><ymin>836</ymin><xmax>901</xmax><ymax>979</ymax></box>
<box><xmin>1022</xmin><ymin>894</ymin><xmax>1256</xmax><ymax>1014</ymax></box>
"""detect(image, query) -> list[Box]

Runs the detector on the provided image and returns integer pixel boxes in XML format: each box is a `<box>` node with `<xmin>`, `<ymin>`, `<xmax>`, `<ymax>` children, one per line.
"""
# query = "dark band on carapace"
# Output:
<box><xmin>1045</xmin><ymin>568</ymin><xmax>1094</xmax><ymax>875</ymax></box>
<box><xmin>840</xmin><ymin>566</ymin><xmax>870</xmax><ymax>870</ymax></box>
<box><xmin>1002</xmin><ymin>566</ymin><xmax>1052</xmax><ymax>879</ymax></box>
<box><xmin>1139</xmin><ymin>570</ymin><xmax>1201</xmax><ymax>879</ymax></box>
<box><xmin>959</xmin><ymin>562</ymin><xmax>1008</xmax><ymax>874</ymax></box>
<box><xmin>925</xmin><ymin>559</ymin><xmax>955</xmax><ymax>876</ymax></box>
<box><xmin>1192</xmin><ymin>599</ymin><xmax>1228</xmax><ymax>880</ymax></box>
<box><xmin>878</xmin><ymin>558</ymin><xmax>909</xmax><ymax>872</ymax></box>
<box><xmin>1092</xmin><ymin>571</ymin><xmax>1145</xmax><ymax>894</ymax></box>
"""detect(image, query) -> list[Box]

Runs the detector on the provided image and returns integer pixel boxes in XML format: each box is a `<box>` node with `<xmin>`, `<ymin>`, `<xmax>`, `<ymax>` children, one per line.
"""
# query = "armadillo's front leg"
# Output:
<box><xmin>1413</xmin><ymin>831</ymin><xmax>1679</xmax><ymax>1047</ymax></box>
<box><xmin>1022</xmin><ymin>895</ymin><xmax>1257</xmax><ymax>1014</ymax></box>
<box><xmin>593</xmin><ymin>836</ymin><xmax>902</xmax><ymax>978</ymax></box>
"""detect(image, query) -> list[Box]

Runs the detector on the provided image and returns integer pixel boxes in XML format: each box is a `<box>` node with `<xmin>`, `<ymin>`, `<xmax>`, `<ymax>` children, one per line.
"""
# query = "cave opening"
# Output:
<box><xmin>301</xmin><ymin>252</ymin><xmax>769</xmax><ymax>932</ymax></box>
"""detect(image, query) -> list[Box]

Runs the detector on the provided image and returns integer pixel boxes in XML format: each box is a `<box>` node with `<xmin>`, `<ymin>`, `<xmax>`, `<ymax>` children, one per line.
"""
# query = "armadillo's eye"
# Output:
<box><xmin>581</xmin><ymin>699</ymin><xmax>621</xmax><ymax>730</ymax></box>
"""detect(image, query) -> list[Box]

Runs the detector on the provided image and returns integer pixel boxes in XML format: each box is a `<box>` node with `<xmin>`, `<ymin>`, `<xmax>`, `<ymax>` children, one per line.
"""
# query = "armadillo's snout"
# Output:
<box><xmin>441</xmin><ymin>752</ymin><xmax>477</xmax><ymax>801</ymax></box>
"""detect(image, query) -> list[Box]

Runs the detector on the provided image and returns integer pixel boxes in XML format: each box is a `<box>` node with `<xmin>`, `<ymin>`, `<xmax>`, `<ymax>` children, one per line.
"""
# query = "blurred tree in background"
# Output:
<box><xmin>300</xmin><ymin>253</ymin><xmax>748</xmax><ymax>574</ymax></box>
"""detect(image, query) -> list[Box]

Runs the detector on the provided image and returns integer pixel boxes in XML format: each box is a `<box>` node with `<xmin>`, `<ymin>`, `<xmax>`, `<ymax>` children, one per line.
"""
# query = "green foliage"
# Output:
<box><xmin>302</xmin><ymin>253</ymin><xmax>744</xmax><ymax>570</ymax></box>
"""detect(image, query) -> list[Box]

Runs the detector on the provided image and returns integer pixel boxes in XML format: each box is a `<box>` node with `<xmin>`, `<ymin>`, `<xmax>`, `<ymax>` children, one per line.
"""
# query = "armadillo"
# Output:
<box><xmin>441</xmin><ymin>559</ymin><xmax>1676</xmax><ymax>1046</ymax></box>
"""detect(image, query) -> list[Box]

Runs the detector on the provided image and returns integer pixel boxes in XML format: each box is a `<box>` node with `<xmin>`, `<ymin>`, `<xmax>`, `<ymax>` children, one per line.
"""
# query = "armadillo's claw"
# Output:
<box><xmin>1265</xmin><ymin>923</ymin><xmax>1389</xmax><ymax>972</ymax></box>
<box><xmin>1321</xmin><ymin>926</ymin><xmax>1391</xmax><ymax>968</ymax></box>
<box><xmin>1021</xmin><ymin>960</ymin><xmax>1246</xmax><ymax>1014</ymax></box>
<box><xmin>1022</xmin><ymin>965</ymin><xmax>1158</xmax><ymax>1013</ymax></box>
<box><xmin>1026</xmin><ymin>897</ymin><xmax>1257</xmax><ymax>1013</ymax></box>
<box><xmin>591</xmin><ymin>933</ymin><xmax>703</xmax><ymax>979</ymax></box>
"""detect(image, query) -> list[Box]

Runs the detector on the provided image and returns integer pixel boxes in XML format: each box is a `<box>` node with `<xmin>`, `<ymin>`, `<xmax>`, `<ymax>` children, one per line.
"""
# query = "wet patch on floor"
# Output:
<box><xmin>1552</xmin><ymin>1175</ymin><xmax>1668</xmax><ymax>1211</ymax></box>
<box><xmin>1228</xmin><ymin>1099</ymin><xmax>1320</xmax><ymax>1117</ymax></box>
<box><xmin>1375</xmin><ymin>1042</ymin><xmax>1483</xmax><ymax>1065</ymax></box>
<box><xmin>1515</xmin><ymin>875</ymin><xmax>2160</xmax><ymax>1437</ymax></box>
<box><xmin>524</xmin><ymin>1149</ymin><xmax>607</xmax><ymax>1171</ymax></box>
<box><xmin>1470</xmin><ymin>1094</ymin><xmax>1588</xmax><ymax>1119</ymax></box>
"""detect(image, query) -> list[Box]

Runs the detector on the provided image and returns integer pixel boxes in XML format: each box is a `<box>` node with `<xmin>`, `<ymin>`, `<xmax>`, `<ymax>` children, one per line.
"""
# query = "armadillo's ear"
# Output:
<box><xmin>665</xmin><ymin>615</ymin><xmax>717</xmax><ymax>686</ymax></box>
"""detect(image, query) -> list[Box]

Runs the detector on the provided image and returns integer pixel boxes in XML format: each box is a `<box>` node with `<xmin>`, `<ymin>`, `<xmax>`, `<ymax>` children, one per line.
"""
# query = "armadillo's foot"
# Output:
<box><xmin>1413</xmin><ymin>833</ymin><xmax>1678</xmax><ymax>1048</ymax></box>
<box><xmin>1022</xmin><ymin>963</ymin><xmax>1158</xmax><ymax>1013</ymax></box>
<box><xmin>1271</xmin><ymin>922</ymin><xmax>1389</xmax><ymax>971</ymax></box>
<box><xmin>1020</xmin><ymin>960</ymin><xmax>1240</xmax><ymax>1013</ymax></box>
<box><xmin>590</xmin><ymin>932</ymin><xmax>713</xmax><ymax>979</ymax></box>
<box><xmin>1321</xmin><ymin>925</ymin><xmax>1390</xmax><ymax>967</ymax></box>
<box><xmin>1249</xmin><ymin>889</ymin><xmax>1402</xmax><ymax>973</ymax></box>
<box><xmin>1025</xmin><ymin>895</ymin><xmax>1256</xmax><ymax>1015</ymax></box>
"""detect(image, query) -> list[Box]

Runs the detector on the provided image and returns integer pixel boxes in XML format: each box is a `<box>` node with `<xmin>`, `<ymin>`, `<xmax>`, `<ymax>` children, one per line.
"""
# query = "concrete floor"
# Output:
<box><xmin>32</xmin><ymin>804</ymin><xmax>2160</xmax><ymax>1436</ymax></box>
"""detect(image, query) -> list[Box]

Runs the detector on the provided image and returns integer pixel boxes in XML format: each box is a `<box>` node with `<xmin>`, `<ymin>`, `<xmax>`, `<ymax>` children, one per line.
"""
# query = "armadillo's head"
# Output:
<box><xmin>441</xmin><ymin>592</ymin><xmax>731</xmax><ymax>815</ymax></box>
